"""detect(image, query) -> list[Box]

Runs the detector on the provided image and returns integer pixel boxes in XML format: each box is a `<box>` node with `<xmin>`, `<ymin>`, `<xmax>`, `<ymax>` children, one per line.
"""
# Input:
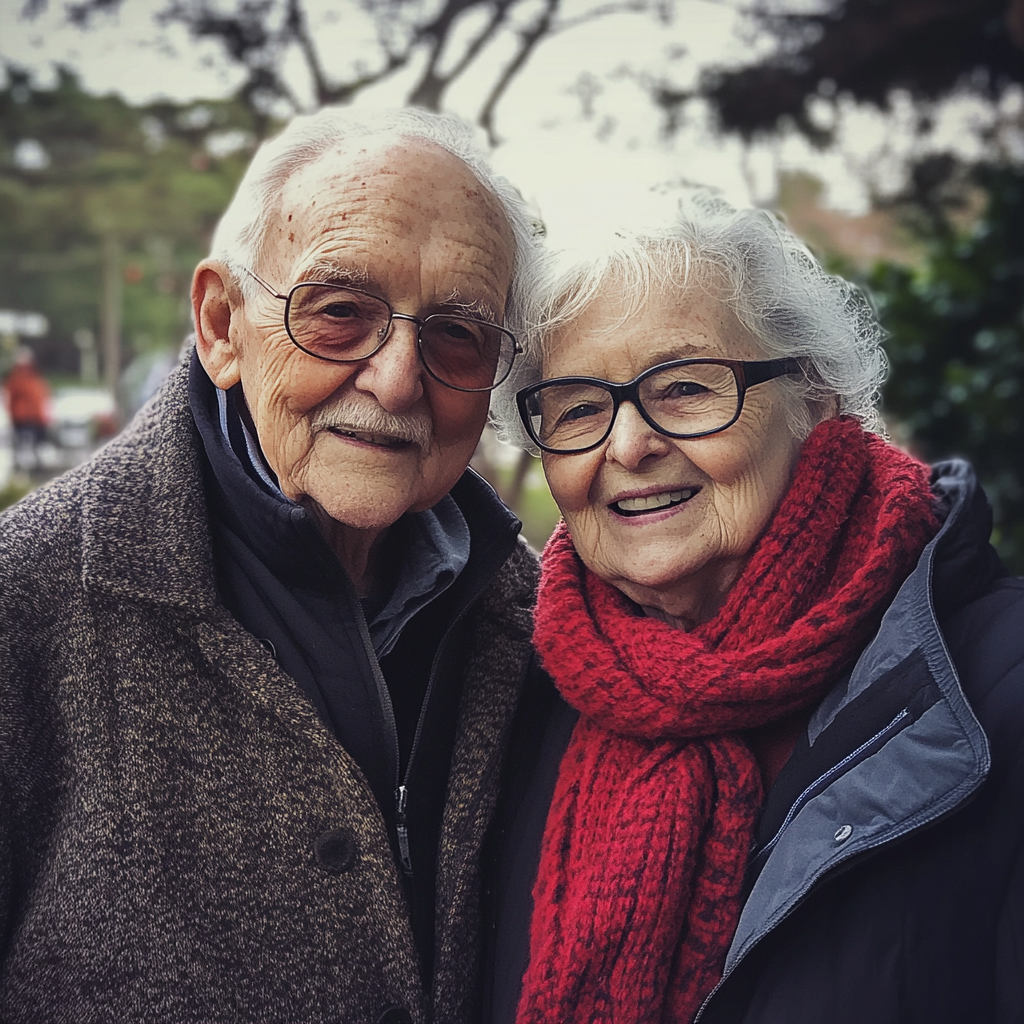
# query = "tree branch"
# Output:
<box><xmin>283</xmin><ymin>0</ymin><xmax>330</xmax><ymax>105</ymax></box>
<box><xmin>436</xmin><ymin>0</ymin><xmax>516</xmax><ymax>86</ymax></box>
<box><xmin>551</xmin><ymin>0</ymin><xmax>650</xmax><ymax>35</ymax></box>
<box><xmin>478</xmin><ymin>0</ymin><xmax>560</xmax><ymax>145</ymax></box>
<box><xmin>407</xmin><ymin>0</ymin><xmax>499</xmax><ymax>110</ymax></box>
<box><xmin>318</xmin><ymin>50</ymin><xmax>413</xmax><ymax>104</ymax></box>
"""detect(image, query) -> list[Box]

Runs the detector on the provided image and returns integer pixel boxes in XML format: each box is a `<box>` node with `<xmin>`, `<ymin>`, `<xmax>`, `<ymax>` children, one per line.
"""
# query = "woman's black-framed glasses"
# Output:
<box><xmin>244</xmin><ymin>268</ymin><xmax>520</xmax><ymax>393</ymax></box>
<box><xmin>517</xmin><ymin>357</ymin><xmax>802</xmax><ymax>454</ymax></box>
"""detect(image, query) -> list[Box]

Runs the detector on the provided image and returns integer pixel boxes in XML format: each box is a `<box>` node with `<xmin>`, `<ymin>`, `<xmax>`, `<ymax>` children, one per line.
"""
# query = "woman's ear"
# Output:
<box><xmin>192</xmin><ymin>261</ymin><xmax>244</xmax><ymax>390</ymax></box>
<box><xmin>810</xmin><ymin>395</ymin><xmax>840</xmax><ymax>425</ymax></box>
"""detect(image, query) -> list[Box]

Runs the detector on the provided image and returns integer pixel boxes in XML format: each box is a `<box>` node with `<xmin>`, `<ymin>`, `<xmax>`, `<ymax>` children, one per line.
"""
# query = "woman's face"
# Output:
<box><xmin>541</xmin><ymin>284</ymin><xmax>805</xmax><ymax>630</ymax></box>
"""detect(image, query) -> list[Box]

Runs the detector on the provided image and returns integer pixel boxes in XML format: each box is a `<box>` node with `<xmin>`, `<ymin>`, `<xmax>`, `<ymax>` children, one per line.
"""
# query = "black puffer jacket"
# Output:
<box><xmin>485</xmin><ymin>460</ymin><xmax>1024</xmax><ymax>1024</ymax></box>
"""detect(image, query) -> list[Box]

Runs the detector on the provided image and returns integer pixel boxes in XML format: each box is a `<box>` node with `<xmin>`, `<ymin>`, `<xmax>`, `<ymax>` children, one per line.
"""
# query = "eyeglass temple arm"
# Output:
<box><xmin>742</xmin><ymin>358</ymin><xmax>803</xmax><ymax>387</ymax></box>
<box><xmin>243</xmin><ymin>267</ymin><xmax>288</xmax><ymax>301</ymax></box>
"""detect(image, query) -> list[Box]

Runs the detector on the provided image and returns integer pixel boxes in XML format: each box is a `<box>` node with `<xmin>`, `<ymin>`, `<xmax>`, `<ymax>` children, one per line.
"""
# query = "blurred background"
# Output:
<box><xmin>1</xmin><ymin>0</ymin><xmax>1023</xmax><ymax>563</ymax></box>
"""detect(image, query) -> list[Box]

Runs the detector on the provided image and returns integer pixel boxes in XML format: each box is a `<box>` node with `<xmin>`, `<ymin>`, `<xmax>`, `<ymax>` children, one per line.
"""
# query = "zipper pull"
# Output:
<box><xmin>395</xmin><ymin>785</ymin><xmax>413</xmax><ymax>876</ymax></box>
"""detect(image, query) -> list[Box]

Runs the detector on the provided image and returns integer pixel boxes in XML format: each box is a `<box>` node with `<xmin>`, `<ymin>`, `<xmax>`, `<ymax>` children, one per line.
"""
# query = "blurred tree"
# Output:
<box><xmin>655</xmin><ymin>0</ymin><xmax>1024</xmax><ymax>144</ymax></box>
<box><xmin>24</xmin><ymin>0</ymin><xmax>667</xmax><ymax>144</ymax></box>
<box><xmin>0</xmin><ymin>65</ymin><xmax>256</xmax><ymax>384</ymax></box>
<box><xmin>870</xmin><ymin>163</ymin><xmax>1024</xmax><ymax>571</ymax></box>
<box><xmin>648</xmin><ymin>0</ymin><xmax>1024</xmax><ymax>570</ymax></box>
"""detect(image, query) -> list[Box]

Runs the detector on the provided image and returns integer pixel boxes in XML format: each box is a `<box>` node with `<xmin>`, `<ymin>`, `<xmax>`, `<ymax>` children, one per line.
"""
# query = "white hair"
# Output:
<box><xmin>208</xmin><ymin>105</ymin><xmax>543</xmax><ymax>360</ymax></box>
<box><xmin>492</xmin><ymin>187</ymin><xmax>887</xmax><ymax>448</ymax></box>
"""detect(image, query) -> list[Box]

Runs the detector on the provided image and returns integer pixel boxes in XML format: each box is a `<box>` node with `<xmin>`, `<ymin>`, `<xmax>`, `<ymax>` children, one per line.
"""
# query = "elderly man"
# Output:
<box><xmin>0</xmin><ymin>108</ymin><xmax>542</xmax><ymax>1023</ymax></box>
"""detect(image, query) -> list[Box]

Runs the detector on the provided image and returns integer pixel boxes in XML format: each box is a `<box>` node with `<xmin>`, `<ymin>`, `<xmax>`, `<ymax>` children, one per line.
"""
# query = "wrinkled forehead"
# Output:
<box><xmin>265</xmin><ymin>137</ymin><xmax>515</xmax><ymax>297</ymax></box>
<box><xmin>544</xmin><ymin>273</ymin><xmax>763</xmax><ymax>375</ymax></box>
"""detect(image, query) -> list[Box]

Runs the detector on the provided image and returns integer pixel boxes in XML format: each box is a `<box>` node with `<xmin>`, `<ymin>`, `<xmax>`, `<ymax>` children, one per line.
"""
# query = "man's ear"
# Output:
<box><xmin>192</xmin><ymin>260</ymin><xmax>244</xmax><ymax>390</ymax></box>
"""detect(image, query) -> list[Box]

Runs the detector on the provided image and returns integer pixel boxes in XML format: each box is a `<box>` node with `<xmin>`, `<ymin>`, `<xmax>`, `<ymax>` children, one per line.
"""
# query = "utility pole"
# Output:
<box><xmin>100</xmin><ymin>235</ymin><xmax>122</xmax><ymax>412</ymax></box>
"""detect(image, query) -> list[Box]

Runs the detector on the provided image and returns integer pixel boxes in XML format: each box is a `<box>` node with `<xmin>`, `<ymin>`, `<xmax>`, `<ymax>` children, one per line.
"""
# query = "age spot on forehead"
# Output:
<box><xmin>273</xmin><ymin>137</ymin><xmax>513</xmax><ymax>294</ymax></box>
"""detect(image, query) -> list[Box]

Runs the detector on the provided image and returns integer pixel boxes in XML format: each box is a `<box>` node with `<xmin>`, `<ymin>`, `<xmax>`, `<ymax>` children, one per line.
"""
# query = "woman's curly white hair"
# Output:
<box><xmin>491</xmin><ymin>187</ymin><xmax>887</xmax><ymax>449</ymax></box>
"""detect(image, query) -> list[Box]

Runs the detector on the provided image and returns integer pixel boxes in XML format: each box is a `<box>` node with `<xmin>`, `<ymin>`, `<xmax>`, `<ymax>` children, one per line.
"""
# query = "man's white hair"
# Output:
<box><xmin>493</xmin><ymin>186</ymin><xmax>887</xmax><ymax>449</ymax></box>
<box><xmin>209</xmin><ymin>105</ymin><xmax>542</xmax><ymax>357</ymax></box>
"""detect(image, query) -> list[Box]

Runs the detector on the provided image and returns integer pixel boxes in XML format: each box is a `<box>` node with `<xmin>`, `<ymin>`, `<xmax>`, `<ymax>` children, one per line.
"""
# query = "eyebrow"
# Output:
<box><xmin>637</xmin><ymin>342</ymin><xmax>709</xmax><ymax>366</ymax></box>
<box><xmin>438</xmin><ymin>291</ymin><xmax>500</xmax><ymax>324</ymax></box>
<box><xmin>297</xmin><ymin>261</ymin><xmax>370</xmax><ymax>288</ymax></box>
<box><xmin>294</xmin><ymin>266</ymin><xmax>502</xmax><ymax>324</ymax></box>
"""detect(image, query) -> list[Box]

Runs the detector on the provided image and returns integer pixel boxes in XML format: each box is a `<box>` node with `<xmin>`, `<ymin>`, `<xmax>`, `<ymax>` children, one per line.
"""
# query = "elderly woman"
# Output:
<box><xmin>483</xmin><ymin>191</ymin><xmax>1024</xmax><ymax>1024</ymax></box>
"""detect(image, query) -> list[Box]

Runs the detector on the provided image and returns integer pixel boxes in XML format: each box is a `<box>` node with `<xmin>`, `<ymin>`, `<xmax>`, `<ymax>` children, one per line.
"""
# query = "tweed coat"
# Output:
<box><xmin>0</xmin><ymin>362</ymin><xmax>540</xmax><ymax>1024</ymax></box>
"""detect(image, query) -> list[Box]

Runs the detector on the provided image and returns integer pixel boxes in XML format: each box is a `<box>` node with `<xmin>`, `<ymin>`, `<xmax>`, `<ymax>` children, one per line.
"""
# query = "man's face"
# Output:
<box><xmin>224</xmin><ymin>139</ymin><xmax>514</xmax><ymax>533</ymax></box>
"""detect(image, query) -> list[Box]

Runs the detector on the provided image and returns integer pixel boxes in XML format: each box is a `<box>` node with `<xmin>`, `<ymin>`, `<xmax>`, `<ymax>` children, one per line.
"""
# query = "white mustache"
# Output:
<box><xmin>311</xmin><ymin>395</ymin><xmax>433</xmax><ymax>450</ymax></box>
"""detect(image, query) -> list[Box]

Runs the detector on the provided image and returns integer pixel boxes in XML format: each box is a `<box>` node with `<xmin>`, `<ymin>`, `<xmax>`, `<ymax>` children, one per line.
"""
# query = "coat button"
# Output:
<box><xmin>834</xmin><ymin>824</ymin><xmax>853</xmax><ymax>843</ymax></box>
<box><xmin>313</xmin><ymin>828</ymin><xmax>358</xmax><ymax>874</ymax></box>
<box><xmin>377</xmin><ymin>1008</ymin><xmax>413</xmax><ymax>1024</ymax></box>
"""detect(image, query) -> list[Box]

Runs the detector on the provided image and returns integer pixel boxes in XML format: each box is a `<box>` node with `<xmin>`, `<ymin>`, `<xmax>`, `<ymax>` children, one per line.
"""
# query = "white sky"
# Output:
<box><xmin>1</xmin><ymin>0</ymin><xmax>1016</xmax><ymax>238</ymax></box>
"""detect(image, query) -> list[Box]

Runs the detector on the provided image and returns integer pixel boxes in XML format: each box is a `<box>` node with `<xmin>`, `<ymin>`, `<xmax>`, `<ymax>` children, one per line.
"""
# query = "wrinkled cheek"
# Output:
<box><xmin>248</xmin><ymin>392</ymin><xmax>312</xmax><ymax>496</ymax></box>
<box><xmin>541</xmin><ymin>458</ymin><xmax>594</xmax><ymax>519</ymax></box>
<box><xmin>561</xmin><ymin>506</ymin><xmax>603</xmax><ymax>558</ymax></box>
<box><xmin>717</xmin><ymin>476</ymin><xmax>778</xmax><ymax>553</ymax></box>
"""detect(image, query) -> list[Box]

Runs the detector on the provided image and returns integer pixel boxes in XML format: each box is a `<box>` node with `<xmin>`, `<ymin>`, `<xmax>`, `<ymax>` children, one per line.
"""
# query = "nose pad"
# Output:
<box><xmin>354</xmin><ymin>318</ymin><xmax>424</xmax><ymax>411</ymax></box>
<box><xmin>605</xmin><ymin>401</ymin><xmax>672</xmax><ymax>468</ymax></box>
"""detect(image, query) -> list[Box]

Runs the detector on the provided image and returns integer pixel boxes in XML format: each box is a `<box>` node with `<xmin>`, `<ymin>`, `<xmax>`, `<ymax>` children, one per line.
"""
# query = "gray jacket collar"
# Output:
<box><xmin>719</xmin><ymin>460</ymin><xmax>993</xmax><ymax>981</ymax></box>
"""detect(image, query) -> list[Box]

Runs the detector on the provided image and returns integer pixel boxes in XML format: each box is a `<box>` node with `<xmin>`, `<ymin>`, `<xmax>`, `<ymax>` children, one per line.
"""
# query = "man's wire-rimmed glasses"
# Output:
<box><xmin>516</xmin><ymin>357</ymin><xmax>802</xmax><ymax>454</ymax></box>
<box><xmin>244</xmin><ymin>267</ymin><xmax>520</xmax><ymax>393</ymax></box>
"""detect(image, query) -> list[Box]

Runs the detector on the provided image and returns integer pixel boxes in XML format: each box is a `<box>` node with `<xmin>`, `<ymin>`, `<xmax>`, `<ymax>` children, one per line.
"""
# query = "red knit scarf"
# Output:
<box><xmin>516</xmin><ymin>417</ymin><xmax>940</xmax><ymax>1024</ymax></box>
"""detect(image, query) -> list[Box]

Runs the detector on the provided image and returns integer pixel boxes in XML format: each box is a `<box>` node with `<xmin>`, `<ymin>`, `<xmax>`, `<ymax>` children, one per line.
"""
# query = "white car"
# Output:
<box><xmin>0</xmin><ymin>401</ymin><xmax>12</xmax><ymax>489</ymax></box>
<box><xmin>50</xmin><ymin>386</ymin><xmax>117</xmax><ymax>451</ymax></box>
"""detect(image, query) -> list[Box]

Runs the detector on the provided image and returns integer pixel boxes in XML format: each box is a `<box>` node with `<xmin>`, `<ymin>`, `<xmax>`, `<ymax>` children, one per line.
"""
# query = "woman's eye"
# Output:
<box><xmin>559</xmin><ymin>402</ymin><xmax>601</xmax><ymax>423</ymax></box>
<box><xmin>664</xmin><ymin>380</ymin><xmax>709</xmax><ymax>398</ymax></box>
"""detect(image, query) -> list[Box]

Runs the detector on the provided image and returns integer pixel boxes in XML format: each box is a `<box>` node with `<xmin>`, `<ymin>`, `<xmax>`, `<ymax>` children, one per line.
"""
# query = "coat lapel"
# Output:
<box><xmin>79</xmin><ymin>358</ymin><xmax>220</xmax><ymax>614</ymax></box>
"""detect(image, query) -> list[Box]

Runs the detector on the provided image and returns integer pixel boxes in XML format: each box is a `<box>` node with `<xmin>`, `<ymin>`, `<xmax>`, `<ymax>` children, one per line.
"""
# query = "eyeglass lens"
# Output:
<box><xmin>286</xmin><ymin>283</ymin><xmax>514</xmax><ymax>390</ymax></box>
<box><xmin>527</xmin><ymin>361</ymin><xmax>742</xmax><ymax>451</ymax></box>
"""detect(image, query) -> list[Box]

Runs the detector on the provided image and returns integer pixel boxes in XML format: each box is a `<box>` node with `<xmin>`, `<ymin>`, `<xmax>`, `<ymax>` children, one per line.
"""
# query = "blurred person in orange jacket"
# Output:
<box><xmin>3</xmin><ymin>346</ymin><xmax>50</xmax><ymax>470</ymax></box>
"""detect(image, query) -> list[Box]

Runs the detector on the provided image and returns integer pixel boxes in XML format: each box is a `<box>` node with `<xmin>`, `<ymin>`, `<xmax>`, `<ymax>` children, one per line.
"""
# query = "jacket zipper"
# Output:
<box><xmin>695</xmin><ymin>706</ymin><xmax>913</xmax><ymax>1022</ymax></box>
<box><xmin>392</xmin><ymin>568</ymin><xmax>499</xmax><ymax>875</ymax></box>
<box><xmin>348</xmin><ymin>601</ymin><xmax>410</xmax><ymax>873</ymax></box>
<box><xmin>347</xmin><ymin>550</ymin><xmax>507</xmax><ymax>879</ymax></box>
<box><xmin>395</xmin><ymin>783</ymin><xmax>412</xmax><ymax>873</ymax></box>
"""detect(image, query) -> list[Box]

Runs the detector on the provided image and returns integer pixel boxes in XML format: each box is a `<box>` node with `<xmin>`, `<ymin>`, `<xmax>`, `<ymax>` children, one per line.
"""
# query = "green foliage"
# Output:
<box><xmin>0</xmin><ymin>66</ymin><xmax>264</xmax><ymax>371</ymax></box>
<box><xmin>870</xmin><ymin>165</ymin><xmax>1024</xmax><ymax>571</ymax></box>
<box><xmin>0</xmin><ymin>479</ymin><xmax>31</xmax><ymax>511</ymax></box>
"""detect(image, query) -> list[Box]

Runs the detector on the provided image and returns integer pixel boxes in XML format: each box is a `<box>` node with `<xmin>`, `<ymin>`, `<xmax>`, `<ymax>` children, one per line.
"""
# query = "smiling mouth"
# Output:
<box><xmin>326</xmin><ymin>426</ymin><xmax>415</xmax><ymax>450</ymax></box>
<box><xmin>610</xmin><ymin>488</ymin><xmax>700</xmax><ymax>517</ymax></box>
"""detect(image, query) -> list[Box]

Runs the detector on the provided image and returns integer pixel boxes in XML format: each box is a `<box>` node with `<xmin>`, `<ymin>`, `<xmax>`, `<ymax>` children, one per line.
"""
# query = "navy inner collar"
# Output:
<box><xmin>188</xmin><ymin>350</ymin><xmax>476</xmax><ymax>653</ymax></box>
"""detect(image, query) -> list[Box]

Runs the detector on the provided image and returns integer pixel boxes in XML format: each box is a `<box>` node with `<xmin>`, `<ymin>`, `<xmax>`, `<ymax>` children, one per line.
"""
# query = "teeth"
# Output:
<box><xmin>335</xmin><ymin>429</ymin><xmax>404</xmax><ymax>448</ymax></box>
<box><xmin>615</xmin><ymin>489</ymin><xmax>695</xmax><ymax>513</ymax></box>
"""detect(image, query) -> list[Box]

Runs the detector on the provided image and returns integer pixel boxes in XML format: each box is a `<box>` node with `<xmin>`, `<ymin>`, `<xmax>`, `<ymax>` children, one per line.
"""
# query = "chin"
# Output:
<box><xmin>316</xmin><ymin>497</ymin><xmax>411</xmax><ymax>533</ymax></box>
<box><xmin>615</xmin><ymin>566</ymin><xmax>691</xmax><ymax>596</ymax></box>
<box><xmin>606</xmin><ymin>543</ymin><xmax>700</xmax><ymax>588</ymax></box>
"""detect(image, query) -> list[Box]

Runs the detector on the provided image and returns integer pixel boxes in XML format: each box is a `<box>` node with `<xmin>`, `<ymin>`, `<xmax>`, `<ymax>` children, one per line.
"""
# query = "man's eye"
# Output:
<box><xmin>319</xmin><ymin>301</ymin><xmax>364</xmax><ymax>320</ymax></box>
<box><xmin>436</xmin><ymin>319</ymin><xmax>482</xmax><ymax>343</ymax></box>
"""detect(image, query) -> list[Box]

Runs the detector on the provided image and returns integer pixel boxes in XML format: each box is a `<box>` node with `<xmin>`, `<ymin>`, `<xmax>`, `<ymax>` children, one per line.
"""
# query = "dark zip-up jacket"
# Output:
<box><xmin>189</xmin><ymin>354</ymin><xmax>516</xmax><ymax>981</ymax></box>
<box><xmin>0</xmin><ymin>359</ymin><xmax>540</xmax><ymax>1024</ymax></box>
<box><xmin>486</xmin><ymin>459</ymin><xmax>1024</xmax><ymax>1024</ymax></box>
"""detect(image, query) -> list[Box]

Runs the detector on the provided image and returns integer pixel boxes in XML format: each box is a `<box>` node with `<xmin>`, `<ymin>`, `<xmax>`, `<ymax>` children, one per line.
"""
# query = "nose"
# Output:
<box><xmin>604</xmin><ymin>401</ymin><xmax>673</xmax><ymax>470</ymax></box>
<box><xmin>351</xmin><ymin>318</ymin><xmax>425</xmax><ymax>412</ymax></box>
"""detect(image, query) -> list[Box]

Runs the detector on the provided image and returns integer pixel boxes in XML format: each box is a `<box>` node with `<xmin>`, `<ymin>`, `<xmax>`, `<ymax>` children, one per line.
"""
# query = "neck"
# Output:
<box><xmin>618</xmin><ymin>556</ymin><xmax>748</xmax><ymax>632</ymax></box>
<box><xmin>304</xmin><ymin>500</ymin><xmax>388</xmax><ymax>598</ymax></box>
